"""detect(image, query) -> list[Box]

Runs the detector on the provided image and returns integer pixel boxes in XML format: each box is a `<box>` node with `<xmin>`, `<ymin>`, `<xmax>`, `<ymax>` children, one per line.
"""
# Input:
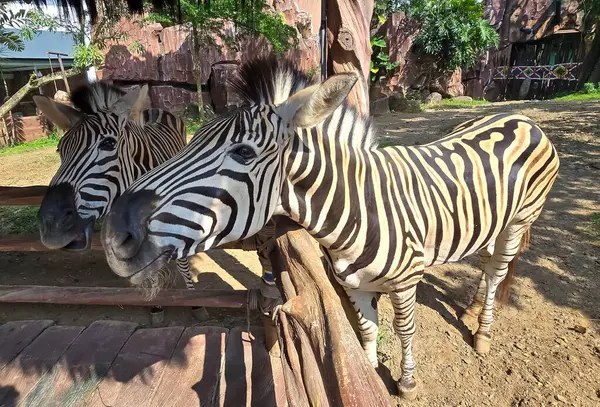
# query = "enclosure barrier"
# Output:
<box><xmin>0</xmin><ymin>285</ymin><xmax>260</xmax><ymax>308</ymax></box>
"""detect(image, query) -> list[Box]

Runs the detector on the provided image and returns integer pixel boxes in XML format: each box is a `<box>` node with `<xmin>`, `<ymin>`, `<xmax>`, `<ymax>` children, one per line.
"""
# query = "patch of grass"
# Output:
<box><xmin>552</xmin><ymin>92</ymin><xmax>600</xmax><ymax>102</ymax></box>
<box><xmin>591</xmin><ymin>213</ymin><xmax>600</xmax><ymax>238</ymax></box>
<box><xmin>0</xmin><ymin>205</ymin><xmax>39</xmax><ymax>235</ymax></box>
<box><xmin>0</xmin><ymin>133</ymin><xmax>60</xmax><ymax>156</ymax></box>
<box><xmin>428</xmin><ymin>99</ymin><xmax>490</xmax><ymax>109</ymax></box>
<box><xmin>377</xmin><ymin>324</ymin><xmax>393</xmax><ymax>346</ymax></box>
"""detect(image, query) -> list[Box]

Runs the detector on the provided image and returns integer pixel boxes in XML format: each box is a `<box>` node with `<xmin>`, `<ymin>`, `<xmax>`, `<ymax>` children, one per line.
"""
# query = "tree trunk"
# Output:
<box><xmin>191</xmin><ymin>25</ymin><xmax>205</xmax><ymax>120</ymax></box>
<box><xmin>326</xmin><ymin>0</ymin><xmax>374</xmax><ymax>115</ymax></box>
<box><xmin>577</xmin><ymin>24</ymin><xmax>600</xmax><ymax>89</ymax></box>
<box><xmin>0</xmin><ymin>69</ymin><xmax>78</xmax><ymax>119</ymax></box>
<box><xmin>269</xmin><ymin>218</ymin><xmax>393</xmax><ymax>407</ymax></box>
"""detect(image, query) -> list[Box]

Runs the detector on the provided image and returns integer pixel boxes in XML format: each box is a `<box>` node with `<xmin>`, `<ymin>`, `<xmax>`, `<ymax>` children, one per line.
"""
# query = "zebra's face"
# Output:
<box><xmin>101</xmin><ymin>72</ymin><xmax>358</xmax><ymax>282</ymax></box>
<box><xmin>35</xmin><ymin>86</ymin><xmax>148</xmax><ymax>251</ymax></box>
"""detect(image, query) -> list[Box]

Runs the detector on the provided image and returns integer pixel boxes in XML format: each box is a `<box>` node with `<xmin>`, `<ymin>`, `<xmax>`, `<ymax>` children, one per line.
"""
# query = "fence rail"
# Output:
<box><xmin>0</xmin><ymin>185</ymin><xmax>47</xmax><ymax>205</ymax></box>
<box><xmin>0</xmin><ymin>285</ymin><xmax>259</xmax><ymax>308</ymax></box>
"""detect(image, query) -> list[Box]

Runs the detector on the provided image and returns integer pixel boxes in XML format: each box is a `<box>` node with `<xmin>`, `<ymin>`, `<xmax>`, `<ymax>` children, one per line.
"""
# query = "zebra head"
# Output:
<box><xmin>35</xmin><ymin>83</ymin><xmax>151</xmax><ymax>251</ymax></box>
<box><xmin>101</xmin><ymin>58</ymin><xmax>358</xmax><ymax>283</ymax></box>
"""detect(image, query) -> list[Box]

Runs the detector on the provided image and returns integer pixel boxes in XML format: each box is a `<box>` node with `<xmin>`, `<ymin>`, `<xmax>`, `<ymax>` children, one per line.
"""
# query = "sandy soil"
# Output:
<box><xmin>0</xmin><ymin>99</ymin><xmax>599</xmax><ymax>406</ymax></box>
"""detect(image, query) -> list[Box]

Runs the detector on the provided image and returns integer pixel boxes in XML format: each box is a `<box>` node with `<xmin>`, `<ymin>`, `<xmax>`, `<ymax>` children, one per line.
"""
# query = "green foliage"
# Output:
<box><xmin>0</xmin><ymin>132</ymin><xmax>60</xmax><ymax>155</ymax></box>
<box><xmin>0</xmin><ymin>4</ymin><xmax>32</xmax><ymax>54</ymax></box>
<box><xmin>591</xmin><ymin>213</ymin><xmax>600</xmax><ymax>238</ymax></box>
<box><xmin>372</xmin><ymin>0</ymin><xmax>406</xmax><ymax>28</ymax></box>
<box><xmin>21</xmin><ymin>5</ymin><xmax>127</xmax><ymax>72</ymax></box>
<box><xmin>0</xmin><ymin>205</ymin><xmax>39</xmax><ymax>235</ymax></box>
<box><xmin>583</xmin><ymin>82</ymin><xmax>599</xmax><ymax>93</ymax></box>
<box><xmin>402</xmin><ymin>0</ymin><xmax>499</xmax><ymax>73</ymax></box>
<box><xmin>370</xmin><ymin>36</ymin><xmax>400</xmax><ymax>82</ymax></box>
<box><xmin>144</xmin><ymin>0</ymin><xmax>297</xmax><ymax>52</ymax></box>
<box><xmin>129</xmin><ymin>40</ymin><xmax>146</xmax><ymax>55</ymax></box>
<box><xmin>185</xmin><ymin>115</ymin><xmax>206</xmax><ymax>136</ymax></box>
<box><xmin>72</xmin><ymin>43</ymin><xmax>104</xmax><ymax>72</ymax></box>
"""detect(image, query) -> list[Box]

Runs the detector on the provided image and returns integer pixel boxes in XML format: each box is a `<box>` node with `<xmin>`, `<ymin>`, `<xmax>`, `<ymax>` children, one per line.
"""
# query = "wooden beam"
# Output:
<box><xmin>0</xmin><ymin>285</ymin><xmax>257</xmax><ymax>308</ymax></box>
<box><xmin>0</xmin><ymin>186</ymin><xmax>47</xmax><ymax>205</ymax></box>
<box><xmin>0</xmin><ymin>233</ymin><xmax>104</xmax><ymax>252</ymax></box>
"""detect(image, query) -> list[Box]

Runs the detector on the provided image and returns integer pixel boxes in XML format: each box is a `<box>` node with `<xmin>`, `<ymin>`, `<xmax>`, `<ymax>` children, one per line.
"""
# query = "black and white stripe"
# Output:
<box><xmin>102</xmin><ymin>58</ymin><xmax>560</xmax><ymax>397</ymax></box>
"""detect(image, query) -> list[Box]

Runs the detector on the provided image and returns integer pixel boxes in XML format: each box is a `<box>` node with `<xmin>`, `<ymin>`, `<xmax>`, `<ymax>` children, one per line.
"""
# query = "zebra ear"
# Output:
<box><xmin>275</xmin><ymin>72</ymin><xmax>358</xmax><ymax>128</ymax></box>
<box><xmin>111</xmin><ymin>84</ymin><xmax>149</xmax><ymax>123</ymax></box>
<box><xmin>33</xmin><ymin>95</ymin><xmax>82</xmax><ymax>130</ymax></box>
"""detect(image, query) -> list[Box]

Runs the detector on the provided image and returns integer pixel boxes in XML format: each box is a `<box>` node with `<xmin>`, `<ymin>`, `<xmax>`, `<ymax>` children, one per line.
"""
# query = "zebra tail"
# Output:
<box><xmin>496</xmin><ymin>228</ymin><xmax>531</xmax><ymax>303</ymax></box>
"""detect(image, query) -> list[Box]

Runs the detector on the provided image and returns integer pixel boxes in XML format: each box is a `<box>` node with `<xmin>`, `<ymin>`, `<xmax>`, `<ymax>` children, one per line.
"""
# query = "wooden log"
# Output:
<box><xmin>0</xmin><ymin>285</ymin><xmax>259</xmax><ymax>308</ymax></box>
<box><xmin>327</xmin><ymin>0</ymin><xmax>374</xmax><ymax>115</ymax></box>
<box><xmin>0</xmin><ymin>186</ymin><xmax>47</xmax><ymax>205</ymax></box>
<box><xmin>0</xmin><ymin>233</ymin><xmax>104</xmax><ymax>251</ymax></box>
<box><xmin>269</xmin><ymin>219</ymin><xmax>393</xmax><ymax>407</ymax></box>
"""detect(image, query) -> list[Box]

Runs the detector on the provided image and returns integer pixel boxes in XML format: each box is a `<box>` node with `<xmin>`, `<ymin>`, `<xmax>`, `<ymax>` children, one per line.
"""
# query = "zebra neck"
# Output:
<box><xmin>280</xmin><ymin>128</ymin><xmax>376</xmax><ymax>254</ymax></box>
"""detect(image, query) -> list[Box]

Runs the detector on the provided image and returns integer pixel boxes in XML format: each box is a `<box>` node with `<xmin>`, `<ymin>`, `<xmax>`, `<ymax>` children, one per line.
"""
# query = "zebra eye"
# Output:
<box><xmin>99</xmin><ymin>137</ymin><xmax>116</xmax><ymax>151</ymax></box>
<box><xmin>231</xmin><ymin>145</ymin><xmax>257</xmax><ymax>161</ymax></box>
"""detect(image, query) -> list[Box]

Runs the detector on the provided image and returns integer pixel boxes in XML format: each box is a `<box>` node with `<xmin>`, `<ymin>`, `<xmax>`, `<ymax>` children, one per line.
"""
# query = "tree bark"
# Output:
<box><xmin>577</xmin><ymin>24</ymin><xmax>600</xmax><ymax>89</ymax></box>
<box><xmin>327</xmin><ymin>0</ymin><xmax>374</xmax><ymax>115</ymax></box>
<box><xmin>191</xmin><ymin>25</ymin><xmax>205</xmax><ymax>120</ymax></box>
<box><xmin>269</xmin><ymin>219</ymin><xmax>393</xmax><ymax>407</ymax></box>
<box><xmin>0</xmin><ymin>69</ymin><xmax>78</xmax><ymax>119</ymax></box>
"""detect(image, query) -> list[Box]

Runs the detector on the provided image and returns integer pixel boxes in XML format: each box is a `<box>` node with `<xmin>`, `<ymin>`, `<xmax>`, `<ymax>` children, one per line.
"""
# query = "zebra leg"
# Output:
<box><xmin>388</xmin><ymin>285</ymin><xmax>419</xmax><ymax>400</ymax></box>
<box><xmin>176</xmin><ymin>258</ymin><xmax>210</xmax><ymax>321</ymax></box>
<box><xmin>459</xmin><ymin>245</ymin><xmax>492</xmax><ymax>327</ymax></box>
<box><xmin>344</xmin><ymin>289</ymin><xmax>380</xmax><ymax>367</ymax></box>
<box><xmin>473</xmin><ymin>224</ymin><xmax>527</xmax><ymax>355</ymax></box>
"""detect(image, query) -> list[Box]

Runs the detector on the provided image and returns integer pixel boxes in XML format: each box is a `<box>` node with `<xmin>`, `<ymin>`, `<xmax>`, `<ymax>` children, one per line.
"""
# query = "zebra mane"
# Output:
<box><xmin>229</xmin><ymin>56</ymin><xmax>315</xmax><ymax>106</ymax></box>
<box><xmin>229</xmin><ymin>56</ymin><xmax>377</xmax><ymax>148</ymax></box>
<box><xmin>69</xmin><ymin>82</ymin><xmax>126</xmax><ymax>114</ymax></box>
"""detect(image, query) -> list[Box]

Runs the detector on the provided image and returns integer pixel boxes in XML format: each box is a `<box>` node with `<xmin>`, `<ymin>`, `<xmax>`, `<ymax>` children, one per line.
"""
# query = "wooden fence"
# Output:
<box><xmin>0</xmin><ymin>185</ymin><xmax>259</xmax><ymax>309</ymax></box>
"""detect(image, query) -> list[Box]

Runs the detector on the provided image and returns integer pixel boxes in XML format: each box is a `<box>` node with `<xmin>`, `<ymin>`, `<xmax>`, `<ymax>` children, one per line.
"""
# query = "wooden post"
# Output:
<box><xmin>269</xmin><ymin>219</ymin><xmax>393</xmax><ymax>406</ymax></box>
<box><xmin>47</xmin><ymin>52</ymin><xmax>71</xmax><ymax>93</ymax></box>
<box><xmin>326</xmin><ymin>0</ymin><xmax>374</xmax><ymax>115</ymax></box>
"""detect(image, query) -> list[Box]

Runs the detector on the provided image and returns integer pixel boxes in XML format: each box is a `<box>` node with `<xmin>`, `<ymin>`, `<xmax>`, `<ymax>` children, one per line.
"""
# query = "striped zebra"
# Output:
<box><xmin>34</xmin><ymin>83</ymin><xmax>198</xmax><ymax>295</ymax></box>
<box><xmin>100</xmin><ymin>57</ymin><xmax>560</xmax><ymax>398</ymax></box>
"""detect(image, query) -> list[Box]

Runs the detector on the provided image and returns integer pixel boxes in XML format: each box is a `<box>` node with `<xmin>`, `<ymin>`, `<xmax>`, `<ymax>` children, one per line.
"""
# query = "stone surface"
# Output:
<box><xmin>149</xmin><ymin>86</ymin><xmax>210</xmax><ymax>115</ymax></box>
<box><xmin>371</xmin><ymin>97</ymin><xmax>390</xmax><ymax>116</ymax></box>
<box><xmin>424</xmin><ymin>92</ymin><xmax>442</xmax><ymax>104</ymax></box>
<box><xmin>210</xmin><ymin>62</ymin><xmax>243</xmax><ymax>114</ymax></box>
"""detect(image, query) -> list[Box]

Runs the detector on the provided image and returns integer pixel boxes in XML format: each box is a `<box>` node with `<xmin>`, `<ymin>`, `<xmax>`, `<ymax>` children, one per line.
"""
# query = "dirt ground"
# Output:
<box><xmin>1</xmin><ymin>99</ymin><xmax>599</xmax><ymax>406</ymax></box>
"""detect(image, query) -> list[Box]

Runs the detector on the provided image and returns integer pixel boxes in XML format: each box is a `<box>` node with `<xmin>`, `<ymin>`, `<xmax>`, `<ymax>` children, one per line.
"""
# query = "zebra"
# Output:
<box><xmin>100</xmin><ymin>57</ymin><xmax>560</xmax><ymax>398</ymax></box>
<box><xmin>34</xmin><ymin>82</ymin><xmax>200</xmax><ymax>304</ymax></box>
<box><xmin>34</xmin><ymin>82</ymin><xmax>280</xmax><ymax>315</ymax></box>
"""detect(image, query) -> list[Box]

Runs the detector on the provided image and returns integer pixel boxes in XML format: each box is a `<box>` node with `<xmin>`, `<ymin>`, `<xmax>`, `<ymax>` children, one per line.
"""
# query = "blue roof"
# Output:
<box><xmin>2</xmin><ymin>29</ymin><xmax>75</xmax><ymax>60</ymax></box>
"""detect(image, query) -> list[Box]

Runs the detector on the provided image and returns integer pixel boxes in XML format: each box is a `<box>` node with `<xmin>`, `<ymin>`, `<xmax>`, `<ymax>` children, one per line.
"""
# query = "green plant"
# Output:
<box><xmin>0</xmin><ymin>205</ymin><xmax>39</xmax><ymax>235</ymax></box>
<box><xmin>0</xmin><ymin>132</ymin><xmax>60</xmax><ymax>155</ymax></box>
<box><xmin>129</xmin><ymin>40</ymin><xmax>146</xmax><ymax>55</ymax></box>
<box><xmin>0</xmin><ymin>4</ymin><xmax>32</xmax><ymax>54</ymax></box>
<box><xmin>592</xmin><ymin>213</ymin><xmax>600</xmax><ymax>237</ymax></box>
<box><xmin>402</xmin><ymin>0</ymin><xmax>499</xmax><ymax>75</ymax></box>
<box><xmin>583</xmin><ymin>82</ymin><xmax>598</xmax><ymax>94</ymax></box>
<box><xmin>143</xmin><ymin>0</ymin><xmax>297</xmax><ymax>118</ymax></box>
<box><xmin>370</xmin><ymin>36</ymin><xmax>400</xmax><ymax>82</ymax></box>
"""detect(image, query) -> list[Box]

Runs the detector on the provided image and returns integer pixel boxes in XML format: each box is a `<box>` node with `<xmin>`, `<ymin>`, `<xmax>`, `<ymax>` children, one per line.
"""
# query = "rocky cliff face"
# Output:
<box><xmin>99</xmin><ymin>0</ymin><xmax>320</xmax><ymax>113</ymax></box>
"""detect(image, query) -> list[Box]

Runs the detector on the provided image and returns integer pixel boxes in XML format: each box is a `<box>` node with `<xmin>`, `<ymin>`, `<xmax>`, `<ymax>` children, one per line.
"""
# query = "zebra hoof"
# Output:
<box><xmin>397</xmin><ymin>377</ymin><xmax>418</xmax><ymax>400</ymax></box>
<box><xmin>474</xmin><ymin>332</ymin><xmax>492</xmax><ymax>355</ymax></box>
<box><xmin>150</xmin><ymin>307</ymin><xmax>164</xmax><ymax>327</ymax></box>
<box><xmin>192</xmin><ymin>306</ymin><xmax>209</xmax><ymax>321</ymax></box>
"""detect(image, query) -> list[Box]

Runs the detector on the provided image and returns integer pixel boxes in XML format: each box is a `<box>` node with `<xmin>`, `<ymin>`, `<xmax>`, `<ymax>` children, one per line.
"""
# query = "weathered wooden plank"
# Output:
<box><xmin>0</xmin><ymin>285</ymin><xmax>254</xmax><ymax>308</ymax></box>
<box><xmin>85</xmin><ymin>327</ymin><xmax>185</xmax><ymax>407</ymax></box>
<box><xmin>149</xmin><ymin>326</ymin><xmax>228</xmax><ymax>407</ymax></box>
<box><xmin>0</xmin><ymin>325</ymin><xmax>84</xmax><ymax>406</ymax></box>
<box><xmin>0</xmin><ymin>233</ymin><xmax>103</xmax><ymax>252</ymax></box>
<box><xmin>30</xmin><ymin>320</ymin><xmax>137</xmax><ymax>406</ymax></box>
<box><xmin>0</xmin><ymin>185</ymin><xmax>47</xmax><ymax>205</ymax></box>
<box><xmin>220</xmin><ymin>327</ymin><xmax>287</xmax><ymax>407</ymax></box>
<box><xmin>0</xmin><ymin>320</ymin><xmax>54</xmax><ymax>370</ymax></box>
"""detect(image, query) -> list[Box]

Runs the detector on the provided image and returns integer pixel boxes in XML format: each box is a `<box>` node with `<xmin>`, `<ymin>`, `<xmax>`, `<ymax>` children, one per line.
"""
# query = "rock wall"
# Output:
<box><xmin>100</xmin><ymin>0</ymin><xmax>320</xmax><ymax>113</ymax></box>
